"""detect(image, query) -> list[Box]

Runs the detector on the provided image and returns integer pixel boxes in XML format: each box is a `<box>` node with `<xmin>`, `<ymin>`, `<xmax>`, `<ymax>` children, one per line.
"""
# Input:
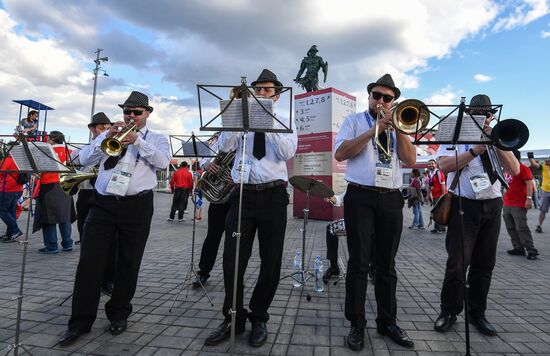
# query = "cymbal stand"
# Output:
<box><xmin>280</xmin><ymin>188</ymin><xmax>314</xmax><ymax>301</ymax></box>
<box><xmin>170</xmin><ymin>138</ymin><xmax>214</xmax><ymax>312</ymax></box>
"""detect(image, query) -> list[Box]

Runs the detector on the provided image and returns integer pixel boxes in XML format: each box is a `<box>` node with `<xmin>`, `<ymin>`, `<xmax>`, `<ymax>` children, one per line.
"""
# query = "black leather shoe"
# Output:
<box><xmin>192</xmin><ymin>273</ymin><xmax>209</xmax><ymax>288</ymax></box>
<box><xmin>507</xmin><ymin>248</ymin><xmax>526</xmax><ymax>256</ymax></box>
<box><xmin>204</xmin><ymin>320</ymin><xmax>245</xmax><ymax>346</ymax></box>
<box><xmin>527</xmin><ymin>253</ymin><xmax>538</xmax><ymax>260</ymax></box>
<box><xmin>109</xmin><ymin>320</ymin><xmax>127</xmax><ymax>335</ymax></box>
<box><xmin>470</xmin><ymin>316</ymin><xmax>497</xmax><ymax>336</ymax></box>
<box><xmin>322</xmin><ymin>267</ymin><xmax>340</xmax><ymax>283</ymax></box>
<box><xmin>249</xmin><ymin>319</ymin><xmax>267</xmax><ymax>347</ymax></box>
<box><xmin>434</xmin><ymin>313</ymin><xmax>457</xmax><ymax>332</ymax></box>
<box><xmin>346</xmin><ymin>326</ymin><xmax>364</xmax><ymax>351</ymax></box>
<box><xmin>58</xmin><ymin>329</ymin><xmax>83</xmax><ymax>346</ymax></box>
<box><xmin>377</xmin><ymin>324</ymin><xmax>414</xmax><ymax>348</ymax></box>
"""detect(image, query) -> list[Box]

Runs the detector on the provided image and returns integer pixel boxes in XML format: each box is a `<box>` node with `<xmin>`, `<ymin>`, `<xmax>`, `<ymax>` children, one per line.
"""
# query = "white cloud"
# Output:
<box><xmin>542</xmin><ymin>30</ymin><xmax>550</xmax><ymax>37</ymax></box>
<box><xmin>474</xmin><ymin>74</ymin><xmax>494</xmax><ymax>82</ymax></box>
<box><xmin>424</xmin><ymin>86</ymin><xmax>459</xmax><ymax>105</ymax></box>
<box><xmin>493</xmin><ymin>0</ymin><xmax>550</xmax><ymax>32</ymax></box>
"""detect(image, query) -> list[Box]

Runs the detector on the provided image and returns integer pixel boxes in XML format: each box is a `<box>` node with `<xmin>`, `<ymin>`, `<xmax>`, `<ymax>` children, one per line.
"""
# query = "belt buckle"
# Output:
<box><xmin>255</xmin><ymin>184</ymin><xmax>264</xmax><ymax>191</ymax></box>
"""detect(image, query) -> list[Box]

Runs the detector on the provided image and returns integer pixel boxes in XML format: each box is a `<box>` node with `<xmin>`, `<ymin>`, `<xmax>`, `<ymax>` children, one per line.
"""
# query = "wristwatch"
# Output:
<box><xmin>468</xmin><ymin>148</ymin><xmax>479</xmax><ymax>157</ymax></box>
<box><xmin>526</xmin><ymin>196</ymin><xmax>533</xmax><ymax>200</ymax></box>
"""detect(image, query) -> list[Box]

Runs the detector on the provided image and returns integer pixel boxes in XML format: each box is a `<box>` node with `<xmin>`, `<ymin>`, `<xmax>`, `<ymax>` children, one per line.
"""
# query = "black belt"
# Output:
<box><xmin>97</xmin><ymin>189</ymin><xmax>153</xmax><ymax>201</ymax></box>
<box><xmin>242</xmin><ymin>180</ymin><xmax>286</xmax><ymax>192</ymax></box>
<box><xmin>348</xmin><ymin>182</ymin><xmax>399</xmax><ymax>193</ymax></box>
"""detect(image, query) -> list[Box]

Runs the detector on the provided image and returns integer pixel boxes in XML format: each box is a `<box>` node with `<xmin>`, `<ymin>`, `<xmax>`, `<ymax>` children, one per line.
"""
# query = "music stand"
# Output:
<box><xmin>409</xmin><ymin>97</ymin><xmax>513</xmax><ymax>356</ymax></box>
<box><xmin>0</xmin><ymin>134</ymin><xmax>73</xmax><ymax>356</ymax></box>
<box><xmin>168</xmin><ymin>133</ymin><xmax>216</xmax><ymax>310</ymax></box>
<box><xmin>197</xmin><ymin>78</ymin><xmax>293</xmax><ymax>356</ymax></box>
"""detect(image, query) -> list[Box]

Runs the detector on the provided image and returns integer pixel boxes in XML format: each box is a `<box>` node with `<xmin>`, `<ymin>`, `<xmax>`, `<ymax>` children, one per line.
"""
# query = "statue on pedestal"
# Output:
<box><xmin>294</xmin><ymin>45</ymin><xmax>328</xmax><ymax>92</ymax></box>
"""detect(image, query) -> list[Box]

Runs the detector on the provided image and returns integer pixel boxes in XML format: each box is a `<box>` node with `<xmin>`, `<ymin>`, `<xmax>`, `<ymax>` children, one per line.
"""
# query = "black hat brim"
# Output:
<box><xmin>367</xmin><ymin>82</ymin><xmax>401</xmax><ymax>100</ymax></box>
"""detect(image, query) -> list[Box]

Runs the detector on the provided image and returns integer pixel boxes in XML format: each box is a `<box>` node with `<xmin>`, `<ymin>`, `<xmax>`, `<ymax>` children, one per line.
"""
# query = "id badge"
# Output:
<box><xmin>469</xmin><ymin>173</ymin><xmax>492</xmax><ymax>199</ymax></box>
<box><xmin>106</xmin><ymin>162</ymin><xmax>135</xmax><ymax>196</ymax></box>
<box><xmin>375</xmin><ymin>162</ymin><xmax>393</xmax><ymax>188</ymax></box>
<box><xmin>235</xmin><ymin>156</ymin><xmax>251</xmax><ymax>184</ymax></box>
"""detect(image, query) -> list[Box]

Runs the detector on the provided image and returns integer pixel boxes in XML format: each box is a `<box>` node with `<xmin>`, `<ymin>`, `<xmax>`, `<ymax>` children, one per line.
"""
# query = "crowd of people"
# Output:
<box><xmin>0</xmin><ymin>71</ymin><xmax>548</xmax><ymax>353</ymax></box>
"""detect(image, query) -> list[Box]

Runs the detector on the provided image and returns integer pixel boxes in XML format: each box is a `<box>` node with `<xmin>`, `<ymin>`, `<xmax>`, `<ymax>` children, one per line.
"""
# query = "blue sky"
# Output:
<box><xmin>0</xmin><ymin>0</ymin><xmax>548</xmax><ymax>150</ymax></box>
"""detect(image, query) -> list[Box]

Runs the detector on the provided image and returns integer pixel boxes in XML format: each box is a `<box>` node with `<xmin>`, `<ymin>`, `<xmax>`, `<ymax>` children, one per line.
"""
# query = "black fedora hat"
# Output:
<box><xmin>251</xmin><ymin>69</ymin><xmax>283</xmax><ymax>89</ymax></box>
<box><xmin>467</xmin><ymin>94</ymin><xmax>498</xmax><ymax>114</ymax></box>
<box><xmin>367</xmin><ymin>73</ymin><xmax>401</xmax><ymax>100</ymax></box>
<box><xmin>118</xmin><ymin>91</ymin><xmax>153</xmax><ymax>113</ymax></box>
<box><xmin>88</xmin><ymin>112</ymin><xmax>112</xmax><ymax>128</ymax></box>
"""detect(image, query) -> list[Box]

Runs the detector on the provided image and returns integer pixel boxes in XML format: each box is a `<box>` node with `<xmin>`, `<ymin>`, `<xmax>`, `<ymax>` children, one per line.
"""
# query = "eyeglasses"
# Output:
<box><xmin>123</xmin><ymin>109</ymin><xmax>145</xmax><ymax>116</ymax></box>
<box><xmin>371</xmin><ymin>91</ymin><xmax>394</xmax><ymax>103</ymax></box>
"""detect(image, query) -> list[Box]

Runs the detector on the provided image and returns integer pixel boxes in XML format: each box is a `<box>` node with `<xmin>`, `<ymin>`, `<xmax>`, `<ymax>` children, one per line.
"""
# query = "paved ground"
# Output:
<box><xmin>1</xmin><ymin>191</ymin><xmax>549</xmax><ymax>356</ymax></box>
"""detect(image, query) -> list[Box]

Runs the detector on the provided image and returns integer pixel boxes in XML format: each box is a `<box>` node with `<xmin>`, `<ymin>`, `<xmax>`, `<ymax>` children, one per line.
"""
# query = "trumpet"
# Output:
<box><xmin>100</xmin><ymin>120</ymin><xmax>137</xmax><ymax>157</ymax></box>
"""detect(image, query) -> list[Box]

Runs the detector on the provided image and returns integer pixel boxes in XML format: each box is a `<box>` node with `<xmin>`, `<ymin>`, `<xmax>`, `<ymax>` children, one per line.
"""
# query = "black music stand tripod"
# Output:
<box><xmin>169</xmin><ymin>133</ymin><xmax>216</xmax><ymax>311</ymax></box>
<box><xmin>1</xmin><ymin>134</ymin><xmax>73</xmax><ymax>356</ymax></box>
<box><xmin>197</xmin><ymin>78</ymin><xmax>293</xmax><ymax>356</ymax></box>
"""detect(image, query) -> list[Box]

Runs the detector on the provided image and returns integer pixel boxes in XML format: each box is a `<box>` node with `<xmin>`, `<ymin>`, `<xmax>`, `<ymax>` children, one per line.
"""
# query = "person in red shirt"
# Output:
<box><xmin>427</xmin><ymin>159</ymin><xmax>447</xmax><ymax>233</ymax></box>
<box><xmin>167</xmin><ymin>161</ymin><xmax>193</xmax><ymax>221</ymax></box>
<box><xmin>33</xmin><ymin>131</ymin><xmax>76</xmax><ymax>254</ymax></box>
<box><xmin>503</xmin><ymin>150</ymin><xmax>538</xmax><ymax>260</ymax></box>
<box><xmin>0</xmin><ymin>151</ymin><xmax>24</xmax><ymax>242</ymax></box>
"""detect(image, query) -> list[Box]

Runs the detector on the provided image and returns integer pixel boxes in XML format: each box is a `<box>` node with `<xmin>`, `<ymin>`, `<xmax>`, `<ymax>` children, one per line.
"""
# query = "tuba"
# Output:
<box><xmin>199</xmin><ymin>150</ymin><xmax>236</xmax><ymax>204</ymax></box>
<box><xmin>60</xmin><ymin>168</ymin><xmax>98</xmax><ymax>195</ymax></box>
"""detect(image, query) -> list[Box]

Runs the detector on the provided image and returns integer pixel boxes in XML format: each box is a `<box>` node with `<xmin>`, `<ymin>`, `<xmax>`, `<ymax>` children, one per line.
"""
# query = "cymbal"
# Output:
<box><xmin>289</xmin><ymin>176</ymin><xmax>334</xmax><ymax>198</ymax></box>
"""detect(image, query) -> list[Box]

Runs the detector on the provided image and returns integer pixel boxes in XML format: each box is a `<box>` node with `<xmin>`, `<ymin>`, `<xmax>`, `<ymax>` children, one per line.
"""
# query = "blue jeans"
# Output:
<box><xmin>412</xmin><ymin>202</ymin><xmax>424</xmax><ymax>227</ymax></box>
<box><xmin>42</xmin><ymin>223</ymin><xmax>72</xmax><ymax>251</ymax></box>
<box><xmin>0</xmin><ymin>192</ymin><xmax>22</xmax><ymax>236</ymax></box>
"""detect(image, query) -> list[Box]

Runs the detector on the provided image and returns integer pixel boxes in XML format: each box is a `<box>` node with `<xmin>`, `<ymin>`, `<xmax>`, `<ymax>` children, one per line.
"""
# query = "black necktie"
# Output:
<box><xmin>253</xmin><ymin>132</ymin><xmax>266</xmax><ymax>160</ymax></box>
<box><xmin>103</xmin><ymin>148</ymin><xmax>127</xmax><ymax>170</ymax></box>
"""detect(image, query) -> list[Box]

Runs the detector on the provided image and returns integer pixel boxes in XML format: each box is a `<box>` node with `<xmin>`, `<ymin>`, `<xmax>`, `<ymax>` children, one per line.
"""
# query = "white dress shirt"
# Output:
<box><xmin>334</xmin><ymin>111</ymin><xmax>403</xmax><ymax>189</ymax></box>
<box><xmin>217</xmin><ymin>117</ymin><xmax>297</xmax><ymax>184</ymax></box>
<box><xmin>79</xmin><ymin>127</ymin><xmax>171</xmax><ymax>196</ymax></box>
<box><xmin>437</xmin><ymin>144</ymin><xmax>501</xmax><ymax>200</ymax></box>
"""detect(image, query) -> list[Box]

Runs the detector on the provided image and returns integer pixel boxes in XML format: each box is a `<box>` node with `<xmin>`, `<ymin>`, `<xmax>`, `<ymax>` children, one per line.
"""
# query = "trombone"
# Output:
<box><xmin>374</xmin><ymin>99</ymin><xmax>430</xmax><ymax>155</ymax></box>
<box><xmin>100</xmin><ymin>120</ymin><xmax>137</xmax><ymax>157</ymax></box>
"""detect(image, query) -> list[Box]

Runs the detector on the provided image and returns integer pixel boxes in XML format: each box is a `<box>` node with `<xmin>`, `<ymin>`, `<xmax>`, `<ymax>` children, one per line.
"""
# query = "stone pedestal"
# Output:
<box><xmin>292</xmin><ymin>88</ymin><xmax>356</xmax><ymax>221</ymax></box>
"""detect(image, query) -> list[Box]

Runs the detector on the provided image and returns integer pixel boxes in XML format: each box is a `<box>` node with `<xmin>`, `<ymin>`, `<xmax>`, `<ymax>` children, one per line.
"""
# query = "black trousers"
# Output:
<box><xmin>344</xmin><ymin>184</ymin><xmax>404</xmax><ymax>329</ymax></box>
<box><xmin>68</xmin><ymin>191</ymin><xmax>153</xmax><ymax>332</ymax></box>
<box><xmin>75</xmin><ymin>189</ymin><xmax>116</xmax><ymax>285</ymax></box>
<box><xmin>169</xmin><ymin>188</ymin><xmax>190</xmax><ymax>220</ymax></box>
<box><xmin>198</xmin><ymin>201</ymin><xmax>231</xmax><ymax>277</ymax></box>
<box><xmin>222</xmin><ymin>186</ymin><xmax>288</xmax><ymax>325</ymax></box>
<box><xmin>325</xmin><ymin>225</ymin><xmax>339</xmax><ymax>262</ymax></box>
<box><xmin>75</xmin><ymin>189</ymin><xmax>94</xmax><ymax>239</ymax></box>
<box><xmin>440</xmin><ymin>196</ymin><xmax>502</xmax><ymax>318</ymax></box>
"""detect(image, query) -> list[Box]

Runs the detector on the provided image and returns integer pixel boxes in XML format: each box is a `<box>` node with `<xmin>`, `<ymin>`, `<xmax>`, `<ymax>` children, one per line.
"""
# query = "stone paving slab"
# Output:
<box><xmin>1</xmin><ymin>192</ymin><xmax>549</xmax><ymax>355</ymax></box>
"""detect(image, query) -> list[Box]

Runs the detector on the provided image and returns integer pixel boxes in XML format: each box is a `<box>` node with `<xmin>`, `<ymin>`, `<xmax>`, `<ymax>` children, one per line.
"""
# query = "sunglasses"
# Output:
<box><xmin>123</xmin><ymin>109</ymin><xmax>145</xmax><ymax>116</ymax></box>
<box><xmin>371</xmin><ymin>91</ymin><xmax>394</xmax><ymax>103</ymax></box>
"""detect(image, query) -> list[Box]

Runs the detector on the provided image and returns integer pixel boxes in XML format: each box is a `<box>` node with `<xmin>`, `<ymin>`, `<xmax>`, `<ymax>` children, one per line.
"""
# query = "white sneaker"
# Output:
<box><xmin>166</xmin><ymin>218</ymin><xmax>174</xmax><ymax>222</ymax></box>
<box><xmin>178</xmin><ymin>218</ymin><xmax>185</xmax><ymax>222</ymax></box>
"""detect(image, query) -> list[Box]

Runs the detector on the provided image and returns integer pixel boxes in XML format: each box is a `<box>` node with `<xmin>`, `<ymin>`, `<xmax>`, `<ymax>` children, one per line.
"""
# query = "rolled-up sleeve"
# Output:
<box><xmin>134</xmin><ymin>134</ymin><xmax>171</xmax><ymax>170</ymax></box>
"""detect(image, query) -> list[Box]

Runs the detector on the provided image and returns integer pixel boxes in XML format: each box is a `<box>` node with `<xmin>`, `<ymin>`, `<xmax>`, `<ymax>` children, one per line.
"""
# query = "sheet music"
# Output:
<box><xmin>436</xmin><ymin>115</ymin><xmax>489</xmax><ymax>142</ymax></box>
<box><xmin>9</xmin><ymin>142</ymin><xmax>71</xmax><ymax>173</ymax></box>
<box><xmin>181</xmin><ymin>141</ymin><xmax>214</xmax><ymax>157</ymax></box>
<box><xmin>220</xmin><ymin>98</ymin><xmax>274</xmax><ymax>130</ymax></box>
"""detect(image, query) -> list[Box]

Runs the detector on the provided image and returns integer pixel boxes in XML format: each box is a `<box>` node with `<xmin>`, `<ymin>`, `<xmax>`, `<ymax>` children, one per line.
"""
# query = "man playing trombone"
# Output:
<box><xmin>334</xmin><ymin>74</ymin><xmax>416</xmax><ymax>351</ymax></box>
<box><xmin>433</xmin><ymin>94</ymin><xmax>520</xmax><ymax>336</ymax></box>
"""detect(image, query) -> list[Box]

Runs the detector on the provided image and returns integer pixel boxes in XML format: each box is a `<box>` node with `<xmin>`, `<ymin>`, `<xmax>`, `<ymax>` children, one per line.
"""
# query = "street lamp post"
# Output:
<box><xmin>90</xmin><ymin>48</ymin><xmax>108</xmax><ymax>141</ymax></box>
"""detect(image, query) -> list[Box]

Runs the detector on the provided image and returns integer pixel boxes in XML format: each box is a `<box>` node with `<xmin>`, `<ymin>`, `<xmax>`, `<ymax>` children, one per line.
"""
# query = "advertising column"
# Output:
<box><xmin>293</xmin><ymin>88</ymin><xmax>356</xmax><ymax>220</ymax></box>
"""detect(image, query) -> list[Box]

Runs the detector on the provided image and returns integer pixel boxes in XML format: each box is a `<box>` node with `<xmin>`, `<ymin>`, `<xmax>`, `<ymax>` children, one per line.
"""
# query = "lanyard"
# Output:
<box><xmin>364</xmin><ymin>112</ymin><xmax>394</xmax><ymax>162</ymax></box>
<box><xmin>134</xmin><ymin>129</ymin><xmax>149</xmax><ymax>165</ymax></box>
